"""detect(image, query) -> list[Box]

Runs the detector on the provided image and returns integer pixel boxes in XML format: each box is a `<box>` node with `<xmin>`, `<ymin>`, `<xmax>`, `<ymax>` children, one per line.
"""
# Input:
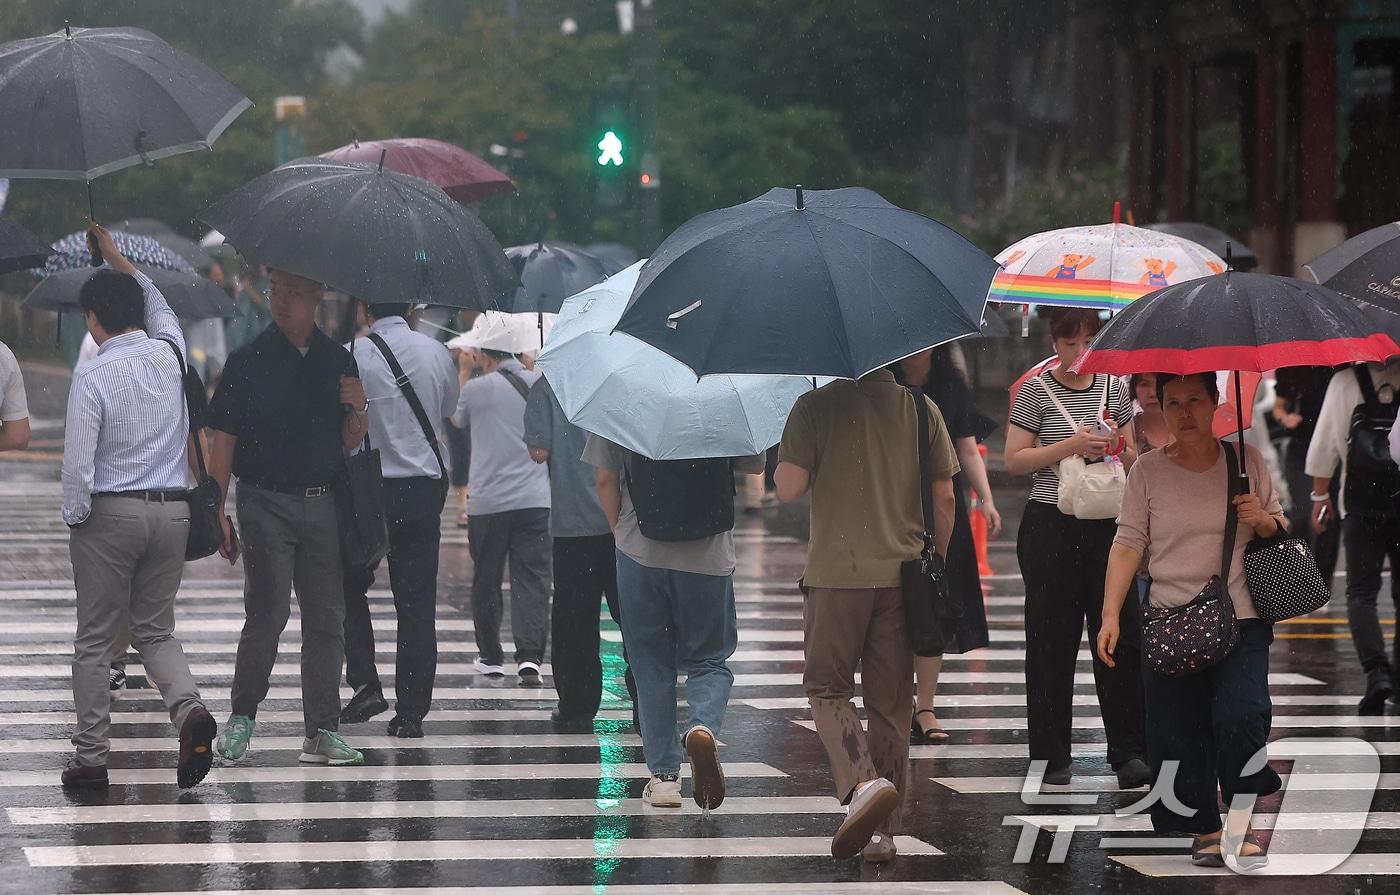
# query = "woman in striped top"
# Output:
<box><xmin>1004</xmin><ymin>308</ymin><xmax>1149</xmax><ymax>788</ymax></box>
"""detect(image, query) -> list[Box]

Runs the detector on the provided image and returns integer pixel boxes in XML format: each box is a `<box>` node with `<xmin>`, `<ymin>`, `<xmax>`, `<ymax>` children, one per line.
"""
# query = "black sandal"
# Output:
<box><xmin>910</xmin><ymin>709</ymin><xmax>950</xmax><ymax>745</ymax></box>
<box><xmin>1190</xmin><ymin>831</ymin><xmax>1224</xmax><ymax>868</ymax></box>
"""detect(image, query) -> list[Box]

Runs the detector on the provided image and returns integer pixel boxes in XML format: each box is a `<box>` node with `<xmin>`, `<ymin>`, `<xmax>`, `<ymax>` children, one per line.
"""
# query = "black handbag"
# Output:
<box><xmin>366</xmin><ymin>333</ymin><xmax>450</xmax><ymax>503</ymax></box>
<box><xmin>1141</xmin><ymin>443</ymin><xmax>1242</xmax><ymax>677</ymax></box>
<box><xmin>900</xmin><ymin>387</ymin><xmax>952</xmax><ymax>657</ymax></box>
<box><xmin>335</xmin><ymin>430</ymin><xmax>389</xmax><ymax>572</ymax></box>
<box><xmin>159</xmin><ymin>339</ymin><xmax>224</xmax><ymax>561</ymax></box>
<box><xmin>1245</xmin><ymin>532</ymin><xmax>1330</xmax><ymax>621</ymax></box>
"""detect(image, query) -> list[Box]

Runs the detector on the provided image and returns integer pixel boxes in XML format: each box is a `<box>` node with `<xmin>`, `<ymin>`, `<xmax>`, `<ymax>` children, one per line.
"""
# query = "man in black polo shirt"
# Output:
<box><xmin>206</xmin><ymin>269</ymin><xmax>370</xmax><ymax>766</ymax></box>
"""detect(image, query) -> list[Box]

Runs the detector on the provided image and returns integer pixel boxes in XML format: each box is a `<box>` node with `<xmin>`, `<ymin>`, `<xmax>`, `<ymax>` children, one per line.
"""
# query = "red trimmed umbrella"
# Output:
<box><xmin>1071</xmin><ymin>271</ymin><xmax>1400</xmax><ymax>486</ymax></box>
<box><xmin>320</xmin><ymin>137</ymin><xmax>514</xmax><ymax>204</ymax></box>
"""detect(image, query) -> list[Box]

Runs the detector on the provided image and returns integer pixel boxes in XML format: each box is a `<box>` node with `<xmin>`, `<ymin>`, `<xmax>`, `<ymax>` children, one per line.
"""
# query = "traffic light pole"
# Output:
<box><xmin>632</xmin><ymin>0</ymin><xmax>661</xmax><ymax>254</ymax></box>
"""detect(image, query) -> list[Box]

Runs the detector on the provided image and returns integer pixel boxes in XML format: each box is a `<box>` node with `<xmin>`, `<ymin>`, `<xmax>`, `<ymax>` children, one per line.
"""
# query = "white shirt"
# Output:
<box><xmin>452</xmin><ymin>358</ymin><xmax>550</xmax><ymax>515</ymax></box>
<box><xmin>61</xmin><ymin>270</ymin><xmax>191</xmax><ymax>525</ymax></box>
<box><xmin>0</xmin><ymin>340</ymin><xmax>27</xmax><ymax>422</ymax></box>
<box><xmin>1305</xmin><ymin>361</ymin><xmax>1400</xmax><ymax>518</ymax></box>
<box><xmin>77</xmin><ymin>333</ymin><xmax>100</xmax><ymax>366</ymax></box>
<box><xmin>348</xmin><ymin>316</ymin><xmax>460</xmax><ymax>480</ymax></box>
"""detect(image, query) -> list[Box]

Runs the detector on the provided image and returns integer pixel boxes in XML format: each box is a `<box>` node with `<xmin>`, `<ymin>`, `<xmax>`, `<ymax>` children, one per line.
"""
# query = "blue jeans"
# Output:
<box><xmin>615</xmin><ymin>551</ymin><xmax>737</xmax><ymax>775</ymax></box>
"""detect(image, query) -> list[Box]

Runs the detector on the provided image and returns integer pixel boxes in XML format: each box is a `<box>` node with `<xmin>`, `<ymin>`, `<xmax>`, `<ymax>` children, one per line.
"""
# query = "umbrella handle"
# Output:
<box><xmin>1233</xmin><ymin>370</ymin><xmax>1250</xmax><ymax>492</ymax></box>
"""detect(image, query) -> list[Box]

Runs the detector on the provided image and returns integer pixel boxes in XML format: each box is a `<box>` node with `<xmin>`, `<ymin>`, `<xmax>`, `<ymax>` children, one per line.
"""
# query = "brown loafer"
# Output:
<box><xmin>61</xmin><ymin>760</ymin><xmax>109</xmax><ymax>790</ymax></box>
<box><xmin>1191</xmin><ymin>831</ymin><xmax>1224</xmax><ymax>867</ymax></box>
<box><xmin>684</xmin><ymin>725</ymin><xmax>725</xmax><ymax>810</ymax></box>
<box><xmin>862</xmin><ymin>831</ymin><xmax>898</xmax><ymax>863</ymax></box>
<box><xmin>177</xmin><ymin>705</ymin><xmax>217</xmax><ymax>789</ymax></box>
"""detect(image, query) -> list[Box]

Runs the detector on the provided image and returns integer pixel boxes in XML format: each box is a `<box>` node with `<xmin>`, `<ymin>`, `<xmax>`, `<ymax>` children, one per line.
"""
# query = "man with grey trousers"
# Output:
<box><xmin>453</xmin><ymin>346</ymin><xmax>552</xmax><ymax>685</ymax></box>
<box><xmin>207</xmin><ymin>269</ymin><xmax>370</xmax><ymax>767</ymax></box>
<box><xmin>60</xmin><ymin>224</ymin><xmax>216</xmax><ymax>790</ymax></box>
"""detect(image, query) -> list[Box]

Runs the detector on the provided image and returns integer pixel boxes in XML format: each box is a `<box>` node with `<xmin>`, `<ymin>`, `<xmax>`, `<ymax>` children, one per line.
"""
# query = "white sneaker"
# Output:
<box><xmin>473</xmin><ymin>658</ymin><xmax>505</xmax><ymax>678</ymax></box>
<box><xmin>518</xmin><ymin>661</ymin><xmax>542</xmax><ymax>687</ymax></box>
<box><xmin>643</xmin><ymin>774</ymin><xmax>683</xmax><ymax>808</ymax></box>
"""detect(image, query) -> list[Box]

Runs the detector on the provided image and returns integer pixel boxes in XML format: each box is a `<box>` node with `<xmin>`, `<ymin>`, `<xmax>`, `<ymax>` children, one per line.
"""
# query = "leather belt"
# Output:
<box><xmin>242</xmin><ymin>480</ymin><xmax>334</xmax><ymax>499</ymax></box>
<box><xmin>93</xmin><ymin>490</ymin><xmax>189</xmax><ymax>503</ymax></box>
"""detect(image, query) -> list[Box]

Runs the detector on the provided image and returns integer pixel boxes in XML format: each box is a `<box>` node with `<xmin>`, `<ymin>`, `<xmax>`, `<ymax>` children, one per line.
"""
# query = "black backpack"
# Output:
<box><xmin>1344</xmin><ymin>366</ymin><xmax>1400</xmax><ymax>519</ymax></box>
<box><xmin>625</xmin><ymin>454</ymin><xmax>736</xmax><ymax>541</ymax></box>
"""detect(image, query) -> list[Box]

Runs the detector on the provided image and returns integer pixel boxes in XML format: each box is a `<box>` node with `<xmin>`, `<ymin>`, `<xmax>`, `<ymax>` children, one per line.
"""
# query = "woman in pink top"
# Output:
<box><xmin>1098</xmin><ymin>372</ymin><xmax>1286</xmax><ymax>869</ymax></box>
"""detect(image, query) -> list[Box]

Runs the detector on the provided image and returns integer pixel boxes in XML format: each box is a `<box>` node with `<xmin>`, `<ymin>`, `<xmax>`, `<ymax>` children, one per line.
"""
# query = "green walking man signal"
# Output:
<box><xmin>597</xmin><ymin>130</ymin><xmax>625</xmax><ymax>167</ymax></box>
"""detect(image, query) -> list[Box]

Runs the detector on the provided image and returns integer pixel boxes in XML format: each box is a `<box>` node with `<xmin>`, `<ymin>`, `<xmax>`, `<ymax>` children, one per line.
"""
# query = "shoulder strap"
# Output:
<box><xmin>1220</xmin><ymin>441</ymin><xmax>1240</xmax><ymax>582</ymax></box>
<box><xmin>1036</xmin><ymin>374</ymin><xmax>1081</xmax><ymax>432</ymax></box>
<box><xmin>907</xmin><ymin>387</ymin><xmax>936</xmax><ymax>557</ymax></box>
<box><xmin>1356</xmin><ymin>365</ymin><xmax>1380</xmax><ymax>407</ymax></box>
<box><xmin>366</xmin><ymin>333</ymin><xmax>446</xmax><ymax>480</ymax></box>
<box><xmin>498</xmin><ymin>368</ymin><xmax>531</xmax><ymax>401</ymax></box>
<box><xmin>157</xmin><ymin>337</ymin><xmax>207</xmax><ymax>480</ymax></box>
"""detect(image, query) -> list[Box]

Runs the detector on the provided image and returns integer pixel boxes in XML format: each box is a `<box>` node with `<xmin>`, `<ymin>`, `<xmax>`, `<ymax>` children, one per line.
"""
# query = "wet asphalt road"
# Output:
<box><xmin>0</xmin><ymin>475</ymin><xmax>1395</xmax><ymax>895</ymax></box>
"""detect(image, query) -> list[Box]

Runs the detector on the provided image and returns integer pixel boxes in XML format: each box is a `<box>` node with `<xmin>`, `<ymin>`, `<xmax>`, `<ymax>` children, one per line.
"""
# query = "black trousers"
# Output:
<box><xmin>1144</xmin><ymin>619</ymin><xmax>1282</xmax><ymax>834</ymax></box>
<box><xmin>343</xmin><ymin>476</ymin><xmax>445</xmax><ymax>721</ymax></box>
<box><xmin>1343</xmin><ymin>511</ymin><xmax>1400</xmax><ymax>674</ymax></box>
<box><xmin>551</xmin><ymin>533</ymin><xmax>636</xmax><ymax>718</ymax></box>
<box><xmin>1017</xmin><ymin>501</ymin><xmax>1146</xmax><ymax>769</ymax></box>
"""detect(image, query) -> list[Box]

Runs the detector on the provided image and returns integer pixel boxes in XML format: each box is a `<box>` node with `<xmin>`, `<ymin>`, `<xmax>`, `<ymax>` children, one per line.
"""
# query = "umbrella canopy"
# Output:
<box><xmin>447</xmin><ymin>311</ymin><xmax>555</xmax><ymax>354</ymax></box>
<box><xmin>537</xmin><ymin>263</ymin><xmax>827</xmax><ymax>460</ymax></box>
<box><xmin>117</xmin><ymin>219</ymin><xmax>212</xmax><ymax>271</ymax></box>
<box><xmin>1146</xmin><ymin>222</ymin><xmax>1257</xmax><ymax>270</ymax></box>
<box><xmin>0</xmin><ymin>26</ymin><xmax>250</xmax><ymax>181</ymax></box>
<box><xmin>614</xmin><ymin>186</ymin><xmax>998</xmax><ymax>379</ymax></box>
<box><xmin>0</xmin><ymin>218</ymin><xmax>49</xmax><ymax>275</ymax></box>
<box><xmin>989</xmin><ymin>222</ymin><xmax>1224</xmax><ymax>310</ymax></box>
<box><xmin>1302</xmin><ymin>221</ymin><xmax>1400</xmax><ymax>315</ymax></box>
<box><xmin>24</xmin><ymin>264</ymin><xmax>235</xmax><ymax>321</ymax></box>
<box><xmin>44</xmin><ymin>230</ymin><xmax>192</xmax><ymax>275</ymax></box>
<box><xmin>320</xmin><ymin>137</ymin><xmax>514</xmax><ymax>204</ymax></box>
<box><xmin>198</xmin><ymin>157</ymin><xmax>517</xmax><ymax>309</ymax></box>
<box><xmin>1070</xmin><ymin>273</ymin><xmax>1399</xmax><ymax>375</ymax></box>
<box><xmin>497</xmin><ymin>243</ymin><xmax>619</xmax><ymax>313</ymax></box>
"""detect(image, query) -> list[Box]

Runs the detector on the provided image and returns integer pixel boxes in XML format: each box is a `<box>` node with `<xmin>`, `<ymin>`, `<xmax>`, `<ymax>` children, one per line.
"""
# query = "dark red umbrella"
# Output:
<box><xmin>319</xmin><ymin>137</ymin><xmax>514</xmax><ymax>204</ymax></box>
<box><xmin>1072</xmin><ymin>271</ymin><xmax>1400</xmax><ymax>485</ymax></box>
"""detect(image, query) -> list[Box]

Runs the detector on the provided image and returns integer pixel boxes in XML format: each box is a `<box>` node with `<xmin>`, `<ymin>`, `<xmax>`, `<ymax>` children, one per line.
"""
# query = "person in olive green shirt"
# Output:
<box><xmin>775</xmin><ymin>358</ymin><xmax>958</xmax><ymax>864</ymax></box>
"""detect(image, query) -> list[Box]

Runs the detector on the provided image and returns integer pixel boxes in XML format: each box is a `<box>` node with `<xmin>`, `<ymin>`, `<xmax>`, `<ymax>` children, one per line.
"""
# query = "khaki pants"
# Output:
<box><xmin>70</xmin><ymin>496</ymin><xmax>203</xmax><ymax>766</ymax></box>
<box><xmin>803</xmin><ymin>586</ymin><xmax>914</xmax><ymax>832</ymax></box>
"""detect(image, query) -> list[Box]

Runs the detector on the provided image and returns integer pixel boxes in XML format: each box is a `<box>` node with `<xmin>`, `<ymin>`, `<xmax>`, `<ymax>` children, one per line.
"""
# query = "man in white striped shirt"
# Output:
<box><xmin>59</xmin><ymin>224</ymin><xmax>216</xmax><ymax>791</ymax></box>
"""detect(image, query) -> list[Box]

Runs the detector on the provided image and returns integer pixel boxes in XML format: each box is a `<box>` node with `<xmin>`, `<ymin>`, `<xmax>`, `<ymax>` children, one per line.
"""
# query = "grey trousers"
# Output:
<box><xmin>467</xmin><ymin>507</ymin><xmax>552</xmax><ymax>666</ymax></box>
<box><xmin>230</xmin><ymin>485</ymin><xmax>345</xmax><ymax>736</ymax></box>
<box><xmin>70</xmin><ymin>496</ymin><xmax>203</xmax><ymax>766</ymax></box>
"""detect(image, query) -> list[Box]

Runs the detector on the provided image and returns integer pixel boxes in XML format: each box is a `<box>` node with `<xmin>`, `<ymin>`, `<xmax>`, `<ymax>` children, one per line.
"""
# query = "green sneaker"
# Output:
<box><xmin>299</xmin><ymin>729</ymin><xmax>363</xmax><ymax>766</ymax></box>
<box><xmin>215</xmin><ymin>715</ymin><xmax>254</xmax><ymax>762</ymax></box>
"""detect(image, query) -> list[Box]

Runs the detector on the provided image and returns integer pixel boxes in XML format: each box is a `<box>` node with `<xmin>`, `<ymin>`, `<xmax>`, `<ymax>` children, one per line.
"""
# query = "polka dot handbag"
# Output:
<box><xmin>1244</xmin><ymin>534</ymin><xmax>1331</xmax><ymax>622</ymax></box>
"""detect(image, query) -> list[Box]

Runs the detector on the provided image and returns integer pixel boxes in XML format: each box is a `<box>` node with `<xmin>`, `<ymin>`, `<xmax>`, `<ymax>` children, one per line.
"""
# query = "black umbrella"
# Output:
<box><xmin>198</xmin><ymin>157</ymin><xmax>517</xmax><ymax>310</ymax></box>
<box><xmin>614</xmin><ymin>186</ymin><xmax>999</xmax><ymax>379</ymax></box>
<box><xmin>497</xmin><ymin>243</ymin><xmax>619</xmax><ymax>313</ymax></box>
<box><xmin>117</xmin><ymin>219</ymin><xmax>213</xmax><ymax>271</ymax></box>
<box><xmin>1072</xmin><ymin>272</ymin><xmax>1400</xmax><ymax>485</ymax></box>
<box><xmin>1146</xmin><ymin>222</ymin><xmax>1257</xmax><ymax>270</ymax></box>
<box><xmin>1302</xmin><ymin>222</ymin><xmax>1400</xmax><ymax>314</ymax></box>
<box><xmin>0</xmin><ymin>26</ymin><xmax>251</xmax><ymax>202</ymax></box>
<box><xmin>0</xmin><ymin>218</ymin><xmax>48</xmax><ymax>275</ymax></box>
<box><xmin>23</xmin><ymin>265</ymin><xmax>236</xmax><ymax>321</ymax></box>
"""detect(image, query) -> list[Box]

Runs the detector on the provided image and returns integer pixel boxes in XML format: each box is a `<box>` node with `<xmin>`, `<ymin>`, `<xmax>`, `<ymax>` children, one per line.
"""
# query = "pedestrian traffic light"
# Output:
<box><xmin>597</xmin><ymin>130</ymin><xmax>625</xmax><ymax>167</ymax></box>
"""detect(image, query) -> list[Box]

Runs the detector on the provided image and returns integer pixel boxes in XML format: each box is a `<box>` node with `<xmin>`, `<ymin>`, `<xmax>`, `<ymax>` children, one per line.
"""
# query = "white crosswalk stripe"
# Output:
<box><xmin>0</xmin><ymin>481</ymin><xmax>1394</xmax><ymax>893</ymax></box>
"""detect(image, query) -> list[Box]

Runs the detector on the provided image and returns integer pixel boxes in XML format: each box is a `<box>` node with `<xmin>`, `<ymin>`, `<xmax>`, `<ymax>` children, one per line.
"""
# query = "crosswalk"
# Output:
<box><xmin>0</xmin><ymin>481</ymin><xmax>1397</xmax><ymax>893</ymax></box>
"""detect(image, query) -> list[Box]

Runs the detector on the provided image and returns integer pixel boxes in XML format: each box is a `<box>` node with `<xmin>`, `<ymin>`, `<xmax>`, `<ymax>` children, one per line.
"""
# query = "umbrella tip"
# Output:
<box><xmin>1112</xmin><ymin>201</ymin><xmax>1121</xmax><ymax>225</ymax></box>
<box><xmin>377</xmin><ymin>148</ymin><xmax>387</xmax><ymax>174</ymax></box>
<box><xmin>351</xmin><ymin>131</ymin><xmax>359</xmax><ymax>149</ymax></box>
<box><xmin>1225</xmin><ymin>240</ymin><xmax>1234</xmax><ymax>271</ymax></box>
<box><xmin>795</xmin><ymin>184</ymin><xmax>804</xmax><ymax>210</ymax></box>
<box><xmin>64</xmin><ymin>21</ymin><xmax>72</xmax><ymax>38</ymax></box>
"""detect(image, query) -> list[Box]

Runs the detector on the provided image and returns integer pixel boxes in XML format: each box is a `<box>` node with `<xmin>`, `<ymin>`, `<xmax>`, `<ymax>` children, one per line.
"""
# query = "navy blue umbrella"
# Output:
<box><xmin>497</xmin><ymin>243</ymin><xmax>619</xmax><ymax>313</ymax></box>
<box><xmin>614</xmin><ymin>186</ymin><xmax>998</xmax><ymax>379</ymax></box>
<box><xmin>43</xmin><ymin>230</ymin><xmax>192</xmax><ymax>275</ymax></box>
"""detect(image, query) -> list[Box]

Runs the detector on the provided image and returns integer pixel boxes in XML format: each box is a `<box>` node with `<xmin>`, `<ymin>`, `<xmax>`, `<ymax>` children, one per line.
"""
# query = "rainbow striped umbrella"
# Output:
<box><xmin>988</xmin><ymin>222</ymin><xmax>1224</xmax><ymax>311</ymax></box>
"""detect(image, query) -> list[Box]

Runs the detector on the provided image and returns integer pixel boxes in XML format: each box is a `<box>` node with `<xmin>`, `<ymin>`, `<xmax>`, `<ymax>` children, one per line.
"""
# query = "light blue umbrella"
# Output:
<box><xmin>536</xmin><ymin>262</ymin><xmax>826</xmax><ymax>460</ymax></box>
